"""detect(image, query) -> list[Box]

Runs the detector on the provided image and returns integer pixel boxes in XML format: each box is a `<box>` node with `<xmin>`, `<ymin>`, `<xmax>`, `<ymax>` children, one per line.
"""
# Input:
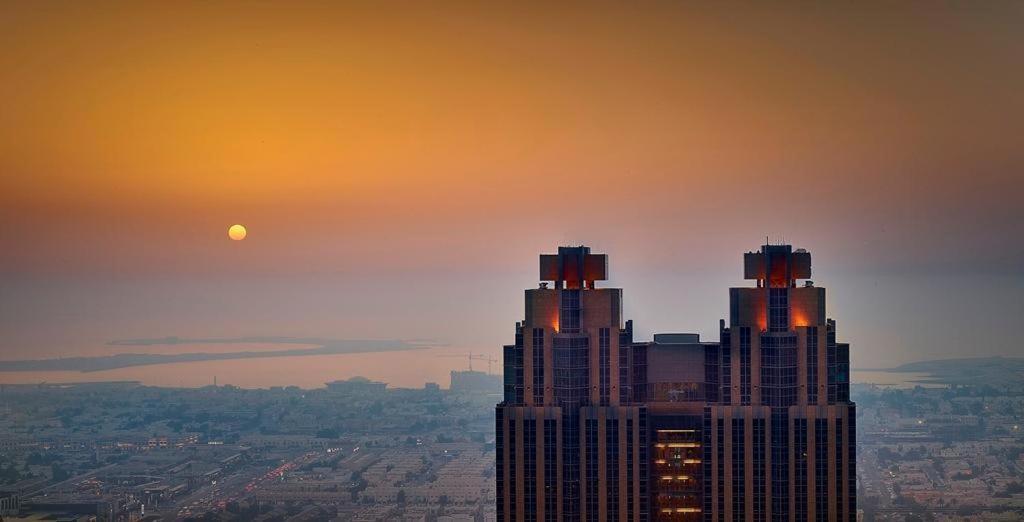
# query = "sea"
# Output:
<box><xmin>0</xmin><ymin>343</ymin><xmax>483</xmax><ymax>389</ymax></box>
<box><xmin>0</xmin><ymin>344</ymin><xmax>940</xmax><ymax>390</ymax></box>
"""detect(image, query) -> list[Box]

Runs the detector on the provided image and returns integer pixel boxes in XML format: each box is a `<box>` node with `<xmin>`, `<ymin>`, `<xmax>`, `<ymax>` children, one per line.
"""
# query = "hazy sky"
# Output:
<box><xmin>1</xmin><ymin>2</ymin><xmax>1022</xmax><ymax>372</ymax></box>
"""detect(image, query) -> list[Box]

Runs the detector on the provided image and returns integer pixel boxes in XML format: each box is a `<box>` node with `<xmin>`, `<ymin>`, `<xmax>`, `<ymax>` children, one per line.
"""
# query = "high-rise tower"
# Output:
<box><xmin>704</xmin><ymin>245</ymin><xmax>855</xmax><ymax>521</ymax></box>
<box><xmin>497</xmin><ymin>246</ymin><xmax>647</xmax><ymax>521</ymax></box>
<box><xmin>496</xmin><ymin>244</ymin><xmax>855</xmax><ymax>521</ymax></box>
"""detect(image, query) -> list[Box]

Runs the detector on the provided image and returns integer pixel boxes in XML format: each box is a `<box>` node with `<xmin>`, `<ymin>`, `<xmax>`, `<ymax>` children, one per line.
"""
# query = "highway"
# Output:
<box><xmin>172</xmin><ymin>451</ymin><xmax>322</xmax><ymax>519</ymax></box>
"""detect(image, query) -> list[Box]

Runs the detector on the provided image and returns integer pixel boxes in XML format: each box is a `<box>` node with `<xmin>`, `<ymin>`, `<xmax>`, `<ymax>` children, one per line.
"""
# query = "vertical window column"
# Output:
<box><xmin>794</xmin><ymin>418</ymin><xmax>808</xmax><ymax>522</ymax></box>
<box><xmin>814</xmin><ymin>419</ymin><xmax>828</xmax><ymax>522</ymax></box>
<box><xmin>732</xmin><ymin>418</ymin><xmax>746</xmax><ymax>520</ymax></box>
<box><xmin>496</xmin><ymin>408</ymin><xmax>505</xmax><ymax>522</ymax></box>
<box><xmin>740</xmin><ymin>327</ymin><xmax>751</xmax><ymax>405</ymax></box>
<box><xmin>606</xmin><ymin>418</ymin><xmax>619</xmax><ymax>521</ymax></box>
<box><xmin>544</xmin><ymin>419</ymin><xmax>557</xmax><ymax>522</ymax></box>
<box><xmin>600</xmin><ymin>328</ymin><xmax>610</xmax><ymax>406</ymax></box>
<box><xmin>717</xmin><ymin>419</ymin><xmax>725</xmax><ymax>519</ymax></box>
<box><xmin>585</xmin><ymin>418</ymin><xmax>599</xmax><ymax>521</ymax></box>
<box><xmin>559</xmin><ymin>289</ymin><xmax>581</xmax><ymax>333</ymax></box>
<box><xmin>807</xmin><ymin>327</ymin><xmax>818</xmax><ymax>405</ymax></box>
<box><xmin>533</xmin><ymin>328</ymin><xmax>545</xmax><ymax>404</ymax></box>
<box><xmin>524</xmin><ymin>418</ymin><xmax>537</xmax><ymax>521</ymax></box>
<box><xmin>721</xmin><ymin>347</ymin><xmax>732</xmax><ymax>404</ymax></box>
<box><xmin>753</xmin><ymin>418</ymin><xmax>766</xmax><ymax>522</ymax></box>
<box><xmin>770</xmin><ymin>410</ymin><xmax>789</xmax><ymax>520</ymax></box>
<box><xmin>768</xmin><ymin>288</ymin><xmax>789</xmax><ymax>332</ymax></box>
<box><xmin>835</xmin><ymin>418</ymin><xmax>844</xmax><ymax>519</ymax></box>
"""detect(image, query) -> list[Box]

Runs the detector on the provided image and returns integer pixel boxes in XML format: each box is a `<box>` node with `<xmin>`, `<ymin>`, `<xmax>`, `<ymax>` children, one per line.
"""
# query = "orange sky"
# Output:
<box><xmin>1</xmin><ymin>2</ymin><xmax>1022</xmax><ymax>370</ymax></box>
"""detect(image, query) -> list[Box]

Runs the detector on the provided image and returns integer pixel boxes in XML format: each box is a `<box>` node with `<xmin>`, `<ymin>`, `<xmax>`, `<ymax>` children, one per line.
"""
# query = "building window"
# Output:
<box><xmin>740</xmin><ymin>327</ymin><xmax>751</xmax><ymax>405</ymax></box>
<box><xmin>653</xmin><ymin>426</ymin><xmax>701</xmax><ymax>519</ymax></box>
<box><xmin>509</xmin><ymin>420</ymin><xmax>517</xmax><ymax>515</ymax></box>
<box><xmin>721</xmin><ymin>346</ymin><xmax>732</xmax><ymax>404</ymax></box>
<box><xmin>553</xmin><ymin>336</ymin><xmax>590</xmax><ymax>409</ymax></box>
<box><xmin>794</xmin><ymin>418</ymin><xmax>808</xmax><ymax>522</ymax></box>
<box><xmin>533</xmin><ymin>328</ymin><xmax>545</xmax><ymax>403</ymax></box>
<box><xmin>599</xmin><ymin>328</ymin><xmax>611</xmax><ymax>406</ymax></box>
<box><xmin>807</xmin><ymin>326</ymin><xmax>818</xmax><ymax>404</ymax></box>
<box><xmin>496</xmin><ymin>408</ymin><xmax>505</xmax><ymax>522</ymax></box>
<box><xmin>717</xmin><ymin>418</ymin><xmax>725</xmax><ymax>519</ymax></box>
<box><xmin>585</xmin><ymin>418</ymin><xmax>599</xmax><ymax>521</ymax></box>
<box><xmin>770</xmin><ymin>410</ymin><xmax>789</xmax><ymax>519</ymax></box>
<box><xmin>619</xmin><ymin>329</ymin><xmax>631</xmax><ymax>404</ymax></box>
<box><xmin>560</xmin><ymin>289</ymin><xmax>581</xmax><ymax>333</ymax></box>
<box><xmin>702</xmin><ymin>410</ymin><xmax>713</xmax><ymax>519</ymax></box>
<box><xmin>848</xmin><ymin>408</ymin><xmax>857</xmax><ymax>518</ymax></box>
<box><xmin>753</xmin><ymin>418</ymin><xmax>766</xmax><ymax>522</ymax></box>
<box><xmin>524</xmin><ymin>418</ymin><xmax>537</xmax><ymax>521</ymax></box>
<box><xmin>606</xmin><ymin>418</ymin><xmax>619</xmax><ymax>521</ymax></box>
<box><xmin>632</xmin><ymin>345</ymin><xmax>647</xmax><ymax>403</ymax></box>
<box><xmin>769</xmin><ymin>287</ymin><xmax>788</xmax><ymax>332</ymax></box>
<box><xmin>815</xmin><ymin>419</ymin><xmax>828</xmax><ymax>522</ymax></box>
<box><xmin>706</xmin><ymin>340</ymin><xmax>721</xmax><ymax>403</ymax></box>
<box><xmin>732</xmin><ymin>418</ymin><xmax>745</xmax><ymax>520</ymax></box>
<box><xmin>835</xmin><ymin>417</ymin><xmax>843</xmax><ymax>519</ymax></box>
<box><xmin>544</xmin><ymin>419</ymin><xmax>557</xmax><ymax>522</ymax></box>
<box><xmin>626</xmin><ymin>418</ymin><xmax>634</xmax><ymax>520</ymax></box>
<box><xmin>827</xmin><ymin>324</ymin><xmax>837</xmax><ymax>404</ymax></box>
<box><xmin>761</xmin><ymin>334</ymin><xmax>797</xmax><ymax>408</ymax></box>
<box><xmin>836</xmin><ymin>343</ymin><xmax>850</xmax><ymax>402</ymax></box>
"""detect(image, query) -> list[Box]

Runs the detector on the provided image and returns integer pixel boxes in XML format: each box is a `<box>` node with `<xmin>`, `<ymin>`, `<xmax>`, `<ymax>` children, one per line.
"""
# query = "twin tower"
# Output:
<box><xmin>496</xmin><ymin>244</ymin><xmax>855</xmax><ymax>521</ymax></box>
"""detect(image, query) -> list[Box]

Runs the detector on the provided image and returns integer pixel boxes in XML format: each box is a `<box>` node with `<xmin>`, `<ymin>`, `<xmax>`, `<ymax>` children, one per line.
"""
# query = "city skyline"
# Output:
<box><xmin>3</xmin><ymin>3</ymin><xmax>1024</xmax><ymax>521</ymax></box>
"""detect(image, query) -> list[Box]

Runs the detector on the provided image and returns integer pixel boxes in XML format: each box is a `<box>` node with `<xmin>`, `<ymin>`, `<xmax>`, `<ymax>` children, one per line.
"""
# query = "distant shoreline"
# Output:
<box><xmin>857</xmin><ymin>355</ymin><xmax>1024</xmax><ymax>373</ymax></box>
<box><xmin>854</xmin><ymin>356</ymin><xmax>1024</xmax><ymax>388</ymax></box>
<box><xmin>0</xmin><ymin>336</ymin><xmax>436</xmax><ymax>373</ymax></box>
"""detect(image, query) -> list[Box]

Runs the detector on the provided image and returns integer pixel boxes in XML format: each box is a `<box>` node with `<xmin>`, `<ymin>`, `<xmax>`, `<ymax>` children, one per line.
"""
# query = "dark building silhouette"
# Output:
<box><xmin>496</xmin><ymin>244</ymin><xmax>855</xmax><ymax>521</ymax></box>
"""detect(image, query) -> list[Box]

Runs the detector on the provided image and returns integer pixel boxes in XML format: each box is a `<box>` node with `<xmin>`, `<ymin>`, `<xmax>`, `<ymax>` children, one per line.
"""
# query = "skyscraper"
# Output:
<box><xmin>496</xmin><ymin>244</ymin><xmax>855</xmax><ymax>521</ymax></box>
<box><xmin>704</xmin><ymin>245</ymin><xmax>855</xmax><ymax>521</ymax></box>
<box><xmin>497</xmin><ymin>246</ymin><xmax>647</xmax><ymax>521</ymax></box>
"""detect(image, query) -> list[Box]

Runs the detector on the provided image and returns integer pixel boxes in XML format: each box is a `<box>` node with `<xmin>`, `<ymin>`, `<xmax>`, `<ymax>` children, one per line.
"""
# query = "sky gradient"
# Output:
<box><xmin>1</xmin><ymin>2</ymin><xmax>1022</xmax><ymax>375</ymax></box>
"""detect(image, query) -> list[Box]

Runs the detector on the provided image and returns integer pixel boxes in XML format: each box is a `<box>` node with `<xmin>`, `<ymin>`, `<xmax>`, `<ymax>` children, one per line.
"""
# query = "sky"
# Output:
<box><xmin>1</xmin><ymin>2</ymin><xmax>1022</xmax><ymax>376</ymax></box>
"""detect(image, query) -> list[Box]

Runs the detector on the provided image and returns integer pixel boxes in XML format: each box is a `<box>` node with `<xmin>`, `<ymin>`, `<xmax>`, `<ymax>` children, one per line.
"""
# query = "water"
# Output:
<box><xmin>0</xmin><ymin>344</ymin><xmax>491</xmax><ymax>389</ymax></box>
<box><xmin>0</xmin><ymin>346</ymin><xmax>940</xmax><ymax>391</ymax></box>
<box><xmin>851</xmin><ymin>370</ymin><xmax>944</xmax><ymax>388</ymax></box>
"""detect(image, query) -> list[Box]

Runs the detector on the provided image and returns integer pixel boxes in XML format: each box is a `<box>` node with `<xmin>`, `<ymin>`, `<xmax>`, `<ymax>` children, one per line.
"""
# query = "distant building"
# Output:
<box><xmin>450</xmin><ymin>370</ymin><xmax>502</xmax><ymax>394</ymax></box>
<box><xmin>0</xmin><ymin>489</ymin><xmax>20</xmax><ymax>516</ymax></box>
<box><xmin>496</xmin><ymin>244</ymin><xmax>856</xmax><ymax>520</ymax></box>
<box><xmin>0</xmin><ymin>477</ymin><xmax>49</xmax><ymax>516</ymax></box>
<box><xmin>17</xmin><ymin>500</ymin><xmax>114</xmax><ymax>520</ymax></box>
<box><xmin>325</xmin><ymin>377</ymin><xmax>387</xmax><ymax>395</ymax></box>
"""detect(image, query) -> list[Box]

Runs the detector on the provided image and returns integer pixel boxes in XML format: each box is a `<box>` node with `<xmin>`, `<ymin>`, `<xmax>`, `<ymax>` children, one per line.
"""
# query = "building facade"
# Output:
<box><xmin>496</xmin><ymin>244</ymin><xmax>855</xmax><ymax>521</ymax></box>
<box><xmin>703</xmin><ymin>245</ymin><xmax>855</xmax><ymax>521</ymax></box>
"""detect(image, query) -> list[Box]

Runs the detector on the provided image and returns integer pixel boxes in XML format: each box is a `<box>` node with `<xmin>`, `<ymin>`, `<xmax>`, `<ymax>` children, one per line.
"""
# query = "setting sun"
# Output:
<box><xmin>228</xmin><ymin>224</ymin><xmax>247</xmax><ymax>241</ymax></box>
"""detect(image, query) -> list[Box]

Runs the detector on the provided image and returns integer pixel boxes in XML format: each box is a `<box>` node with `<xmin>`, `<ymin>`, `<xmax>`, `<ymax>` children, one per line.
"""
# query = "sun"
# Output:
<box><xmin>228</xmin><ymin>224</ymin><xmax>247</xmax><ymax>241</ymax></box>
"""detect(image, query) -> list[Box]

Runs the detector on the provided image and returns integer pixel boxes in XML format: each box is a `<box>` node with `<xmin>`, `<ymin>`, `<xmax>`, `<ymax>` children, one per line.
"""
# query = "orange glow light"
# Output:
<box><xmin>792</xmin><ymin>312</ymin><xmax>809</xmax><ymax>328</ymax></box>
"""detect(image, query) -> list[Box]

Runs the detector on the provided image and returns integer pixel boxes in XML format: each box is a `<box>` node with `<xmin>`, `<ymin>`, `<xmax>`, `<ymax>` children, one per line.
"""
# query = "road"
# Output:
<box><xmin>173</xmin><ymin>451</ymin><xmax>323</xmax><ymax>519</ymax></box>
<box><xmin>30</xmin><ymin>463</ymin><xmax>121</xmax><ymax>496</ymax></box>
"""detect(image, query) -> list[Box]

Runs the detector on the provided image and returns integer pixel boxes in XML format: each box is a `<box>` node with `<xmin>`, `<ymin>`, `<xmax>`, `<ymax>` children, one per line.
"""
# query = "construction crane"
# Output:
<box><xmin>435</xmin><ymin>352</ymin><xmax>500</xmax><ymax>375</ymax></box>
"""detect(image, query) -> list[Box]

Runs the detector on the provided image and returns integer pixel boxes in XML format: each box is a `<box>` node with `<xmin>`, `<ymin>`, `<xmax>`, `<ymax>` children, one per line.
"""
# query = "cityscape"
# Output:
<box><xmin>0</xmin><ymin>372</ymin><xmax>503</xmax><ymax>521</ymax></box>
<box><xmin>3</xmin><ymin>2</ymin><xmax>1023</xmax><ymax>521</ymax></box>
<box><xmin>2</xmin><ymin>351</ymin><xmax>1024</xmax><ymax>520</ymax></box>
<box><xmin>2</xmin><ymin>245</ymin><xmax>1023</xmax><ymax>520</ymax></box>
